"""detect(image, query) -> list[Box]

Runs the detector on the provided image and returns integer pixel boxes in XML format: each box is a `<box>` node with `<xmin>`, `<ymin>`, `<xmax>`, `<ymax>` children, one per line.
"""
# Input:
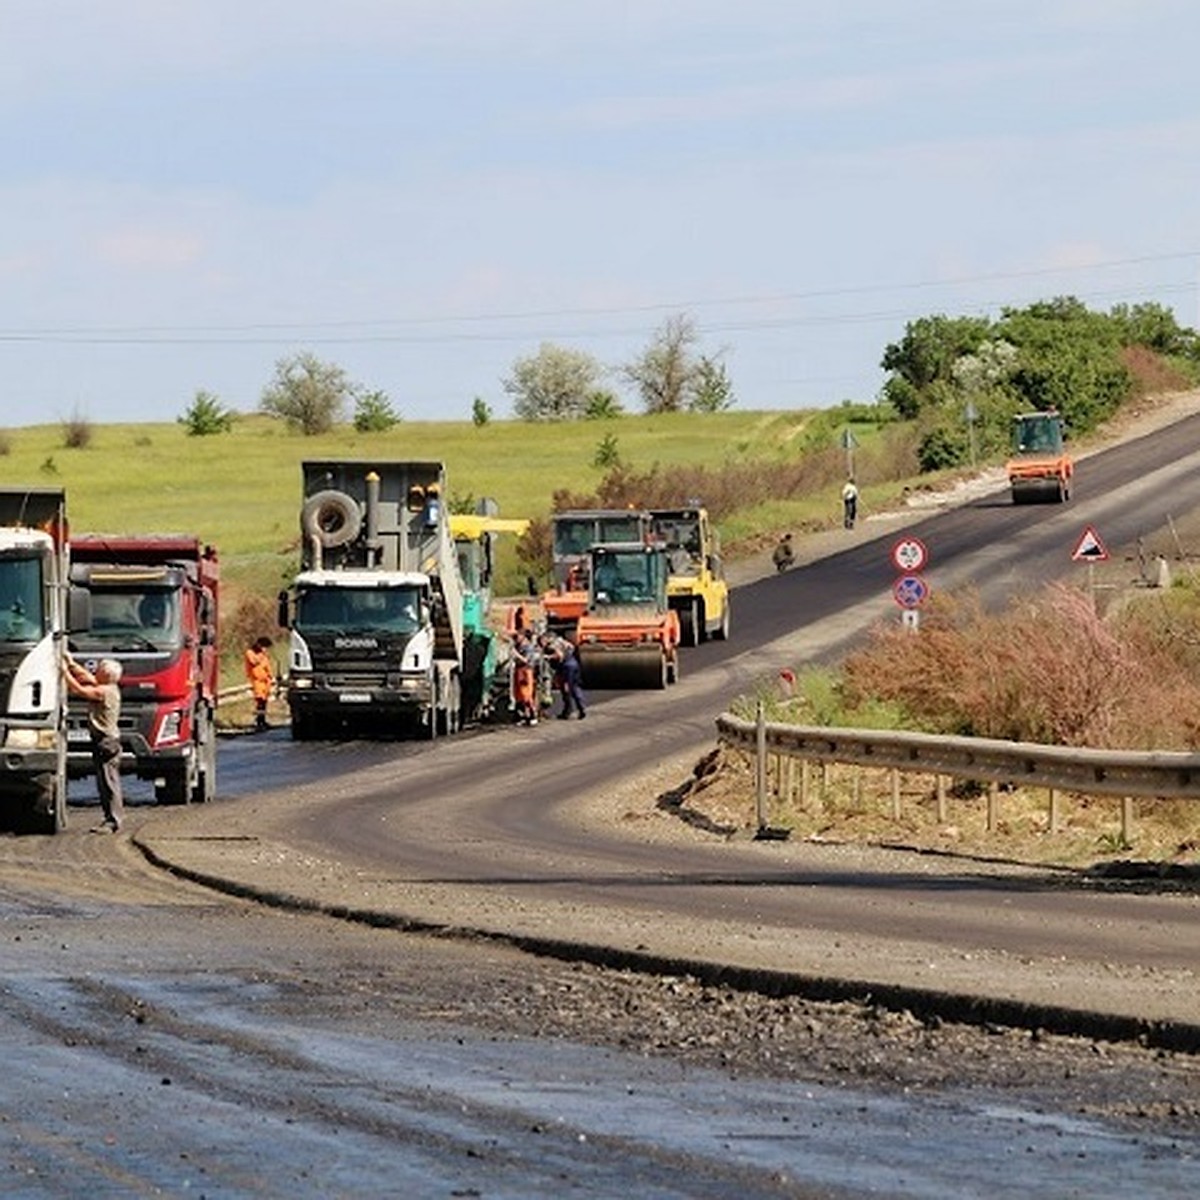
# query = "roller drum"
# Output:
<box><xmin>578</xmin><ymin>645</ymin><xmax>667</xmax><ymax>690</ymax></box>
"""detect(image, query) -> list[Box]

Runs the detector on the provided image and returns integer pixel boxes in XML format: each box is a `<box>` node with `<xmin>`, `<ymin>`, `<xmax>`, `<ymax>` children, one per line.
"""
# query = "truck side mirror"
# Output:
<box><xmin>67</xmin><ymin>586</ymin><xmax>91</xmax><ymax>635</ymax></box>
<box><xmin>277</xmin><ymin>590</ymin><xmax>290</xmax><ymax>629</ymax></box>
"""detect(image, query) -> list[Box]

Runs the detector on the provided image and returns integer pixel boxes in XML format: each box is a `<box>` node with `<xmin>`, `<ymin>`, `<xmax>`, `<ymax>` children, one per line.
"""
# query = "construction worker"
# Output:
<box><xmin>510</xmin><ymin>629</ymin><xmax>540</xmax><ymax>726</ymax></box>
<box><xmin>244</xmin><ymin>636</ymin><xmax>275</xmax><ymax>731</ymax></box>
<box><xmin>841</xmin><ymin>478</ymin><xmax>859</xmax><ymax>529</ymax></box>
<box><xmin>540</xmin><ymin>632</ymin><xmax>587</xmax><ymax>720</ymax></box>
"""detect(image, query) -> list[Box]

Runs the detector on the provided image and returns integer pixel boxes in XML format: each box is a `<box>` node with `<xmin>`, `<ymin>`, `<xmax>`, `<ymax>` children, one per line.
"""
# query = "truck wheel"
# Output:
<box><xmin>192</xmin><ymin>707</ymin><xmax>216</xmax><ymax>804</ymax></box>
<box><xmin>301</xmin><ymin>490</ymin><xmax>362</xmax><ymax>550</ymax></box>
<box><xmin>713</xmin><ymin>601</ymin><xmax>730</xmax><ymax>641</ymax></box>
<box><xmin>667</xmin><ymin>652</ymin><xmax>680</xmax><ymax>685</ymax></box>
<box><xmin>27</xmin><ymin>760</ymin><xmax>68</xmax><ymax>835</ymax></box>
<box><xmin>679</xmin><ymin>602</ymin><xmax>700</xmax><ymax>648</ymax></box>
<box><xmin>155</xmin><ymin>765</ymin><xmax>189</xmax><ymax>806</ymax></box>
<box><xmin>290</xmin><ymin>712</ymin><xmax>312</xmax><ymax>741</ymax></box>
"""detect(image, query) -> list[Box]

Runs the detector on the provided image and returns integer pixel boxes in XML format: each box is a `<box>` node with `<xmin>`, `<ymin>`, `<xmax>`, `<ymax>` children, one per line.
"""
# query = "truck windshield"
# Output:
<box><xmin>74</xmin><ymin>587</ymin><xmax>181</xmax><ymax>652</ymax></box>
<box><xmin>296</xmin><ymin>585</ymin><xmax>422</xmax><ymax>634</ymax></box>
<box><xmin>0</xmin><ymin>555</ymin><xmax>45</xmax><ymax>642</ymax></box>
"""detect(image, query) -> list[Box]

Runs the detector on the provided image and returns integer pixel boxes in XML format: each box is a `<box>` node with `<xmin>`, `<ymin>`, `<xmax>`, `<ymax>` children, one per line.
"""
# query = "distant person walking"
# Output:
<box><xmin>64</xmin><ymin>655</ymin><xmax>125</xmax><ymax>833</ymax></box>
<box><xmin>841</xmin><ymin>478</ymin><xmax>859</xmax><ymax>529</ymax></box>
<box><xmin>244</xmin><ymin>636</ymin><xmax>275</xmax><ymax>731</ymax></box>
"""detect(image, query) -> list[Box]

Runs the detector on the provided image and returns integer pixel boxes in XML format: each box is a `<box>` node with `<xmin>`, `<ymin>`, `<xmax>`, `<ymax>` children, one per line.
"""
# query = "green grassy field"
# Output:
<box><xmin>4</xmin><ymin>409</ymin><xmax>877</xmax><ymax>679</ymax></box>
<box><xmin>0</xmin><ymin>409</ymin><xmax>851</xmax><ymax>590</ymax></box>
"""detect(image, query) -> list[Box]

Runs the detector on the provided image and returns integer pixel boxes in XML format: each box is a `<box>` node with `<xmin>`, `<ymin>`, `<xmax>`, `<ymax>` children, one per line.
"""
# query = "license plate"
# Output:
<box><xmin>67</xmin><ymin>729</ymin><xmax>91</xmax><ymax>745</ymax></box>
<box><xmin>338</xmin><ymin>692</ymin><xmax>372</xmax><ymax>704</ymax></box>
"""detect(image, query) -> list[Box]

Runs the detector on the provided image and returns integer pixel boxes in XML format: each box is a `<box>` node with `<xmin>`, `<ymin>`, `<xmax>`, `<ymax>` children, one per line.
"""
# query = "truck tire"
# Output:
<box><xmin>713</xmin><ymin>600</ymin><xmax>730</xmax><ymax>641</ymax></box>
<box><xmin>155</xmin><ymin>764</ymin><xmax>189</xmax><ymax>806</ymax></box>
<box><xmin>680</xmin><ymin>601</ymin><xmax>701</xmax><ymax>648</ymax></box>
<box><xmin>192</xmin><ymin>706</ymin><xmax>216</xmax><ymax>804</ymax></box>
<box><xmin>290</xmin><ymin>712</ymin><xmax>314</xmax><ymax>741</ymax></box>
<box><xmin>301</xmin><ymin>490</ymin><xmax>362</xmax><ymax>550</ymax></box>
<box><xmin>27</xmin><ymin>757</ymin><xmax>67</xmax><ymax>835</ymax></box>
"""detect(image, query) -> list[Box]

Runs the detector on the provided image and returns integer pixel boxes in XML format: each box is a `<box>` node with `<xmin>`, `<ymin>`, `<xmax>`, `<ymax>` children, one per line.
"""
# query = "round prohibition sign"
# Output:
<box><xmin>892</xmin><ymin>573</ymin><xmax>930</xmax><ymax>610</ymax></box>
<box><xmin>891</xmin><ymin>536</ymin><xmax>929</xmax><ymax>574</ymax></box>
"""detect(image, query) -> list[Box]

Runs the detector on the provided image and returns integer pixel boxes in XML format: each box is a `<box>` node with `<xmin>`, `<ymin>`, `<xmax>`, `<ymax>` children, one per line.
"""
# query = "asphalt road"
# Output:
<box><xmin>149</xmin><ymin>410</ymin><xmax>1200</xmax><ymax>1032</ymax></box>
<box><xmin>5</xmin><ymin>411</ymin><xmax>1200</xmax><ymax>1197</ymax></box>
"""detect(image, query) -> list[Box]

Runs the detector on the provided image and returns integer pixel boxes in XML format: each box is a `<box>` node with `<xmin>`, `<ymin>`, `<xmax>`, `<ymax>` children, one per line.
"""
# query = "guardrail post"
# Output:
<box><xmin>890</xmin><ymin>768</ymin><xmax>901</xmax><ymax>819</ymax></box>
<box><xmin>800</xmin><ymin>760</ymin><xmax>812</xmax><ymax>812</ymax></box>
<box><xmin>1122</xmin><ymin>796</ymin><xmax>1134</xmax><ymax>845</ymax></box>
<box><xmin>781</xmin><ymin>756</ymin><xmax>795</xmax><ymax>806</ymax></box>
<box><xmin>987</xmin><ymin>782</ymin><xmax>999</xmax><ymax>832</ymax></box>
<box><xmin>755</xmin><ymin>700</ymin><xmax>767</xmax><ymax>831</ymax></box>
<box><xmin>936</xmin><ymin>774</ymin><xmax>947</xmax><ymax>823</ymax></box>
<box><xmin>1048</xmin><ymin>787</ymin><xmax>1060</xmax><ymax>834</ymax></box>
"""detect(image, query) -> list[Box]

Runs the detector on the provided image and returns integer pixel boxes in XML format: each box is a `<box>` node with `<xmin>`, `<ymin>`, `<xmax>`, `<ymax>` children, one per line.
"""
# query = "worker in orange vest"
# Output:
<box><xmin>244</xmin><ymin>636</ymin><xmax>275</xmax><ymax>731</ymax></box>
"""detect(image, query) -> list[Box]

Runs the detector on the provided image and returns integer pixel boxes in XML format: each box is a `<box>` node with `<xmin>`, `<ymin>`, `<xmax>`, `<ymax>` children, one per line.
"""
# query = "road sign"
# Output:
<box><xmin>892</xmin><ymin>574</ymin><xmax>930</xmax><ymax>609</ymax></box>
<box><xmin>1071</xmin><ymin>525</ymin><xmax>1109</xmax><ymax>562</ymax></box>
<box><xmin>891</xmin><ymin>537</ymin><xmax>929</xmax><ymax>574</ymax></box>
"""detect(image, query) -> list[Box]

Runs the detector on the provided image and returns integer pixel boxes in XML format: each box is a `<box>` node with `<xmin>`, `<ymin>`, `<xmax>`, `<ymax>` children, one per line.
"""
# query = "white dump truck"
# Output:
<box><xmin>0</xmin><ymin>488</ymin><xmax>74</xmax><ymax>832</ymax></box>
<box><xmin>278</xmin><ymin>461</ymin><xmax>470</xmax><ymax>739</ymax></box>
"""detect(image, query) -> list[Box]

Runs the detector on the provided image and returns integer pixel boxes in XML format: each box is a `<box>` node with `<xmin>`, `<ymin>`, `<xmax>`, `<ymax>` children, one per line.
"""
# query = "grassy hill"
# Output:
<box><xmin>2</xmin><ymin>408</ymin><xmax>885</xmax><ymax>678</ymax></box>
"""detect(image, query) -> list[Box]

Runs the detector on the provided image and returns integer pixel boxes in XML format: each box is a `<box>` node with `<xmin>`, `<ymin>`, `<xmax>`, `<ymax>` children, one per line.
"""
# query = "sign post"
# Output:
<box><xmin>1071</xmin><ymin>525</ymin><xmax>1109</xmax><ymax>608</ymax></box>
<box><xmin>891</xmin><ymin>537</ymin><xmax>931</xmax><ymax>630</ymax></box>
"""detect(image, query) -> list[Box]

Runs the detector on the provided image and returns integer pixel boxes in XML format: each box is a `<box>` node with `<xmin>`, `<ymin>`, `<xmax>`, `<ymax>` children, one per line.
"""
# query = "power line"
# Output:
<box><xmin>0</xmin><ymin>252</ymin><xmax>1195</xmax><ymax>346</ymax></box>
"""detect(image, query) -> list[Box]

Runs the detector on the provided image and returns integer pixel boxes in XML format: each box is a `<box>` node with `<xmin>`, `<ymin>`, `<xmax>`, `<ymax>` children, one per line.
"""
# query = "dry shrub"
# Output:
<box><xmin>220</xmin><ymin>588</ymin><xmax>280</xmax><ymax>685</ymax></box>
<box><xmin>842</xmin><ymin>583</ymin><xmax>1200</xmax><ymax>749</ymax></box>
<box><xmin>1121</xmin><ymin>345</ymin><xmax>1192</xmax><ymax>399</ymax></box>
<box><xmin>61</xmin><ymin>410</ymin><xmax>93</xmax><ymax>449</ymax></box>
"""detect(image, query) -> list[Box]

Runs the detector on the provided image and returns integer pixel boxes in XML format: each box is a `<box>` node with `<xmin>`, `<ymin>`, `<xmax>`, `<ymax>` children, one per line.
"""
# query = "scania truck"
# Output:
<box><xmin>279</xmin><ymin>461</ymin><xmax>471</xmax><ymax>739</ymax></box>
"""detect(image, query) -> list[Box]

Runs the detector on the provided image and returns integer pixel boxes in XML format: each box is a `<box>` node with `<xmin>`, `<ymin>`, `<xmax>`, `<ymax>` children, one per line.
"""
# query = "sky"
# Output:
<box><xmin>3</xmin><ymin>0</ymin><xmax>1199</xmax><ymax>428</ymax></box>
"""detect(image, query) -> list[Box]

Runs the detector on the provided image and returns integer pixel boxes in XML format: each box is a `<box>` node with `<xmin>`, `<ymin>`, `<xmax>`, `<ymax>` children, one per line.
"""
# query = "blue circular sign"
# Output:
<box><xmin>892</xmin><ymin>574</ymin><xmax>930</xmax><ymax>609</ymax></box>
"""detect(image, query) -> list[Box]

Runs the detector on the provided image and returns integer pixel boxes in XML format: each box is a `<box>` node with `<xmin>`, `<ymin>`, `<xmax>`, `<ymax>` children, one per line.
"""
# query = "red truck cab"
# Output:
<box><xmin>67</xmin><ymin>535</ymin><xmax>218</xmax><ymax>805</ymax></box>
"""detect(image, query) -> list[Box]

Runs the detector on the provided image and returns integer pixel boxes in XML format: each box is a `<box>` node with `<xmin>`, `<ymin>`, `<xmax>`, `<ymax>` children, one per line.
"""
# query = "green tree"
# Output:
<box><xmin>584</xmin><ymin>389</ymin><xmax>624</xmax><ymax>419</ymax></box>
<box><xmin>689</xmin><ymin>355</ymin><xmax>735</xmax><ymax>412</ymax></box>
<box><xmin>503</xmin><ymin>342</ymin><xmax>604</xmax><ymax>421</ymax></box>
<box><xmin>471</xmin><ymin>396</ymin><xmax>492</xmax><ymax>426</ymax></box>
<box><xmin>353</xmin><ymin>389</ymin><xmax>400</xmax><ymax>433</ymax></box>
<box><xmin>622</xmin><ymin>313</ymin><xmax>701</xmax><ymax>414</ymax></box>
<box><xmin>880</xmin><ymin>315</ymin><xmax>994</xmax><ymax>417</ymax></box>
<box><xmin>592</xmin><ymin>432</ymin><xmax>621</xmax><ymax>468</ymax></box>
<box><xmin>260</xmin><ymin>352</ymin><xmax>356</xmax><ymax>435</ymax></box>
<box><xmin>179</xmin><ymin>389</ymin><xmax>236</xmax><ymax>436</ymax></box>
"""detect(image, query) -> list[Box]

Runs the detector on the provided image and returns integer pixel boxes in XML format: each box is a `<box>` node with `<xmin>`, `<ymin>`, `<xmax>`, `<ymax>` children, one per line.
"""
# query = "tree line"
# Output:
<box><xmin>178</xmin><ymin>297</ymin><xmax>1200</xmax><ymax>471</ymax></box>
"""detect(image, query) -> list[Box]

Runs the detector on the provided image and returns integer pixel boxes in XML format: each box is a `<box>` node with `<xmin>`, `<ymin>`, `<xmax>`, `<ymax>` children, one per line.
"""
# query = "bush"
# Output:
<box><xmin>61</xmin><ymin>409</ymin><xmax>92</xmax><ymax>449</ymax></box>
<box><xmin>353</xmin><ymin>390</ymin><xmax>400</xmax><ymax>433</ymax></box>
<box><xmin>179</xmin><ymin>390</ymin><xmax>236</xmax><ymax>436</ymax></box>
<box><xmin>839</xmin><ymin>584</ymin><xmax>1200</xmax><ymax>749</ymax></box>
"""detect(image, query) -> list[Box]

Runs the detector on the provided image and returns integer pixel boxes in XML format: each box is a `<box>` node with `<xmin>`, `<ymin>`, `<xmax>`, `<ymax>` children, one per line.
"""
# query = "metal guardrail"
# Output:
<box><xmin>716</xmin><ymin>709</ymin><xmax>1200</xmax><ymax>842</ymax></box>
<box><xmin>716</xmin><ymin>713</ymin><xmax>1200</xmax><ymax>799</ymax></box>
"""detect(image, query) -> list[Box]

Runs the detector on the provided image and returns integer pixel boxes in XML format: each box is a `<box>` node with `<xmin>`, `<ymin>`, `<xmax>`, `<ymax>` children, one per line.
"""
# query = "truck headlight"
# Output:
<box><xmin>4</xmin><ymin>728</ymin><xmax>57</xmax><ymax>751</ymax></box>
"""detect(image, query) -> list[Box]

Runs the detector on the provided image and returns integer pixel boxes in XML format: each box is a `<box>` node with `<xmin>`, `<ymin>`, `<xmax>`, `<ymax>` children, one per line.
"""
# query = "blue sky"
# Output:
<box><xmin>3</xmin><ymin>0</ymin><xmax>1198</xmax><ymax>427</ymax></box>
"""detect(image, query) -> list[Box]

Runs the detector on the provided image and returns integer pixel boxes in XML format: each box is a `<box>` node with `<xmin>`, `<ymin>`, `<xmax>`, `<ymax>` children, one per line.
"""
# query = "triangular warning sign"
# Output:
<box><xmin>1071</xmin><ymin>524</ymin><xmax>1108</xmax><ymax>562</ymax></box>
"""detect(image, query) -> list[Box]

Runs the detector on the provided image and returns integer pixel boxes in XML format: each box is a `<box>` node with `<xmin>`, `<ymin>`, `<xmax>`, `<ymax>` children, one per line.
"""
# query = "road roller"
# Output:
<box><xmin>1006</xmin><ymin>410</ymin><xmax>1072</xmax><ymax>504</ymax></box>
<box><xmin>574</xmin><ymin>541</ymin><xmax>681</xmax><ymax>690</ymax></box>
